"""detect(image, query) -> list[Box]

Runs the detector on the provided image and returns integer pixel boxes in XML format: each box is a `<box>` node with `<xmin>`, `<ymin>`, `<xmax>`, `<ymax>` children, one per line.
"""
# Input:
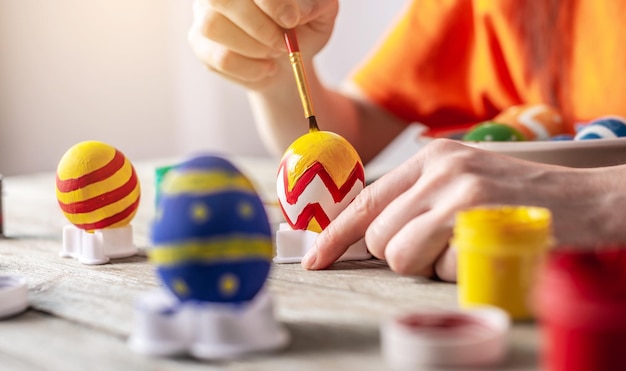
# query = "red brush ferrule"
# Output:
<box><xmin>284</xmin><ymin>28</ymin><xmax>300</xmax><ymax>53</ymax></box>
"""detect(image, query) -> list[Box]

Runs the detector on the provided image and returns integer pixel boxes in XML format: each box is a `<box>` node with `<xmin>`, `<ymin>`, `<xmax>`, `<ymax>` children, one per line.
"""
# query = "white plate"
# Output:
<box><xmin>467</xmin><ymin>137</ymin><xmax>626</xmax><ymax>168</ymax></box>
<box><xmin>419</xmin><ymin>136</ymin><xmax>626</xmax><ymax>168</ymax></box>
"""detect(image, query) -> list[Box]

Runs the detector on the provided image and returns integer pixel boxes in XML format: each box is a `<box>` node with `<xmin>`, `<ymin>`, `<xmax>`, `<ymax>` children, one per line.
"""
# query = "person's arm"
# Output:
<box><xmin>188</xmin><ymin>0</ymin><xmax>406</xmax><ymax>163</ymax></box>
<box><xmin>303</xmin><ymin>138</ymin><xmax>626</xmax><ymax>281</ymax></box>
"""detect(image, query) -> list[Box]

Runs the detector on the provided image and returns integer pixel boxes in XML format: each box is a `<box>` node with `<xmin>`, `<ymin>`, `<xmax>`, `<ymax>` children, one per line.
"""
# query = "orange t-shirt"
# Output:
<box><xmin>352</xmin><ymin>0</ymin><xmax>626</xmax><ymax>136</ymax></box>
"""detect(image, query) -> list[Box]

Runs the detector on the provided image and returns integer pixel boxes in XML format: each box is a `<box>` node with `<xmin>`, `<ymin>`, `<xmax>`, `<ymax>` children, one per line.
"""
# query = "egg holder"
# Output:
<box><xmin>273</xmin><ymin>222</ymin><xmax>371</xmax><ymax>263</ymax></box>
<box><xmin>127</xmin><ymin>287</ymin><xmax>290</xmax><ymax>359</ymax></box>
<box><xmin>60</xmin><ymin>224</ymin><xmax>138</xmax><ymax>265</ymax></box>
<box><xmin>0</xmin><ymin>275</ymin><xmax>29</xmax><ymax>319</ymax></box>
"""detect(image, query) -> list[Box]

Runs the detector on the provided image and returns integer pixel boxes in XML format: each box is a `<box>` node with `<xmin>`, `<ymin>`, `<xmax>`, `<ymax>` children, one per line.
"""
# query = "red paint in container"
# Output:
<box><xmin>381</xmin><ymin>307</ymin><xmax>510</xmax><ymax>369</ymax></box>
<box><xmin>399</xmin><ymin>312</ymin><xmax>483</xmax><ymax>329</ymax></box>
<box><xmin>397</xmin><ymin>312</ymin><xmax>493</xmax><ymax>341</ymax></box>
<box><xmin>534</xmin><ymin>248</ymin><xmax>626</xmax><ymax>371</ymax></box>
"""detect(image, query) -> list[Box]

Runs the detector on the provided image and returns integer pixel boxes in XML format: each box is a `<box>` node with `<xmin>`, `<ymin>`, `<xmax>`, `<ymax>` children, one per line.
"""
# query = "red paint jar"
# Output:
<box><xmin>534</xmin><ymin>248</ymin><xmax>626</xmax><ymax>371</ymax></box>
<box><xmin>381</xmin><ymin>307</ymin><xmax>510</xmax><ymax>369</ymax></box>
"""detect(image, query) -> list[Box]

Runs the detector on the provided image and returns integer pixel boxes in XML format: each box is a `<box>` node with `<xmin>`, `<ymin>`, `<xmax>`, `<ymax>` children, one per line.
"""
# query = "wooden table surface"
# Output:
<box><xmin>0</xmin><ymin>156</ymin><xmax>540</xmax><ymax>371</ymax></box>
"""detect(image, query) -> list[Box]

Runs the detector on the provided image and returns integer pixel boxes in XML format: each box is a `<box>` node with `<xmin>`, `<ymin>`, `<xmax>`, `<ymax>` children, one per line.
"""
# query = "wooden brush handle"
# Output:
<box><xmin>284</xmin><ymin>28</ymin><xmax>317</xmax><ymax>126</ymax></box>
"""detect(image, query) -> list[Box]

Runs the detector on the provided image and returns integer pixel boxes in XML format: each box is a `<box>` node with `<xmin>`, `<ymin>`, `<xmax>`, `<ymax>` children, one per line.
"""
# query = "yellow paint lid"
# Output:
<box><xmin>451</xmin><ymin>205</ymin><xmax>554</xmax><ymax>254</ymax></box>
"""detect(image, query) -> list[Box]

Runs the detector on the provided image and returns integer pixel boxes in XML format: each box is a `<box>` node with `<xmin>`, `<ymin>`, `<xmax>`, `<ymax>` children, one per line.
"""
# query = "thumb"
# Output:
<box><xmin>253</xmin><ymin>0</ymin><xmax>301</xmax><ymax>29</ymax></box>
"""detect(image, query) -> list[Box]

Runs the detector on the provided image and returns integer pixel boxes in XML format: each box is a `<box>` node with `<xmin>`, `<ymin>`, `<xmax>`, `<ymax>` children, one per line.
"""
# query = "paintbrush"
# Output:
<box><xmin>284</xmin><ymin>28</ymin><xmax>320</xmax><ymax>132</ymax></box>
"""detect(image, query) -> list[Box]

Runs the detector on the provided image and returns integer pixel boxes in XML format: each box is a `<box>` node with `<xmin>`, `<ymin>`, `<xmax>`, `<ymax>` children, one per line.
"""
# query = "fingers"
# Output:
<box><xmin>200</xmin><ymin>10</ymin><xmax>283</xmax><ymax>59</ymax></box>
<box><xmin>362</xmin><ymin>145</ymin><xmax>454</xmax><ymax>261</ymax></box>
<box><xmin>302</xmin><ymin>185</ymin><xmax>382</xmax><ymax>270</ymax></box>
<box><xmin>210</xmin><ymin>0</ymin><xmax>291</xmax><ymax>49</ymax></box>
<box><xmin>189</xmin><ymin>0</ymin><xmax>289</xmax><ymax>84</ymax></box>
<box><xmin>252</xmin><ymin>0</ymin><xmax>336</xmax><ymax>28</ymax></box>
<box><xmin>435</xmin><ymin>247</ymin><xmax>457</xmax><ymax>282</ymax></box>
<box><xmin>188</xmin><ymin>32</ymin><xmax>278</xmax><ymax>83</ymax></box>
<box><xmin>364</xmin><ymin>180</ymin><xmax>429</xmax><ymax>260</ymax></box>
<box><xmin>190</xmin><ymin>0</ymin><xmax>339</xmax><ymax>85</ymax></box>
<box><xmin>303</xmin><ymin>138</ymin><xmax>565</xmax><ymax>282</ymax></box>
<box><xmin>303</xmin><ymin>155</ymin><xmax>424</xmax><ymax>270</ymax></box>
<box><xmin>382</xmin><ymin>209</ymin><xmax>454</xmax><ymax>277</ymax></box>
<box><xmin>252</xmin><ymin>0</ymin><xmax>301</xmax><ymax>29</ymax></box>
<box><xmin>302</xmin><ymin>139</ymin><xmax>473</xmax><ymax>277</ymax></box>
<box><xmin>189</xmin><ymin>1</ymin><xmax>280</xmax><ymax>83</ymax></box>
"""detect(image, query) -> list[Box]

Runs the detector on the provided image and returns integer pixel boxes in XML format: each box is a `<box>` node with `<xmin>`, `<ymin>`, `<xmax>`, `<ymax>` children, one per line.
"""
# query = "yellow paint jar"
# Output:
<box><xmin>452</xmin><ymin>206</ymin><xmax>553</xmax><ymax>320</ymax></box>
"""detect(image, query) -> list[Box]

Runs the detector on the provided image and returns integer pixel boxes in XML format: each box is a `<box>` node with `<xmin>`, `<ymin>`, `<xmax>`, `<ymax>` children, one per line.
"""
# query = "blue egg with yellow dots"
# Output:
<box><xmin>149</xmin><ymin>155</ymin><xmax>273</xmax><ymax>304</ymax></box>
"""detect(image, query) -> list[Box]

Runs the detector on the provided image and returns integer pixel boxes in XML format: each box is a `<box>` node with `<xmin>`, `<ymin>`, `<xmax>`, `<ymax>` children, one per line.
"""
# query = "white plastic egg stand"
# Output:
<box><xmin>128</xmin><ymin>287</ymin><xmax>290</xmax><ymax>359</ymax></box>
<box><xmin>60</xmin><ymin>224</ymin><xmax>137</xmax><ymax>265</ymax></box>
<box><xmin>0</xmin><ymin>275</ymin><xmax>29</xmax><ymax>319</ymax></box>
<box><xmin>274</xmin><ymin>223</ymin><xmax>370</xmax><ymax>263</ymax></box>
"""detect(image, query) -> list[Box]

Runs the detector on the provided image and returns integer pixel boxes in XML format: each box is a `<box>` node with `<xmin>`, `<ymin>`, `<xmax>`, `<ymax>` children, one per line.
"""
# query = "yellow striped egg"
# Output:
<box><xmin>56</xmin><ymin>141</ymin><xmax>141</xmax><ymax>231</ymax></box>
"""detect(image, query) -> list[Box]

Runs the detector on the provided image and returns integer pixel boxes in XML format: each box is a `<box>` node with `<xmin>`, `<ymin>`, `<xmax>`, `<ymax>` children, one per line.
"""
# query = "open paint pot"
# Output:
<box><xmin>452</xmin><ymin>205</ymin><xmax>553</xmax><ymax>320</ymax></box>
<box><xmin>381</xmin><ymin>306</ymin><xmax>510</xmax><ymax>369</ymax></box>
<box><xmin>534</xmin><ymin>248</ymin><xmax>626</xmax><ymax>371</ymax></box>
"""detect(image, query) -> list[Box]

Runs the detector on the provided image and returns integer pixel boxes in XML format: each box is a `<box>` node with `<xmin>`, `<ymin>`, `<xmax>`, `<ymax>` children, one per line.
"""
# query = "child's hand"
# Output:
<box><xmin>303</xmin><ymin>138</ymin><xmax>611</xmax><ymax>282</ymax></box>
<box><xmin>188</xmin><ymin>0</ymin><xmax>338</xmax><ymax>89</ymax></box>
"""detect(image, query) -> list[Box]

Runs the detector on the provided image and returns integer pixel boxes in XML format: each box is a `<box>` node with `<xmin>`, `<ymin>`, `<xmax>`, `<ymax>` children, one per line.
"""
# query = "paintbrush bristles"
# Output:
<box><xmin>308</xmin><ymin>116</ymin><xmax>319</xmax><ymax>132</ymax></box>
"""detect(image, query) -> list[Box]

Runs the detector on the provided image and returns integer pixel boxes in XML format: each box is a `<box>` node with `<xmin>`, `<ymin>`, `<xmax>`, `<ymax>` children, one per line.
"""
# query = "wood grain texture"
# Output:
<box><xmin>0</xmin><ymin>157</ymin><xmax>540</xmax><ymax>370</ymax></box>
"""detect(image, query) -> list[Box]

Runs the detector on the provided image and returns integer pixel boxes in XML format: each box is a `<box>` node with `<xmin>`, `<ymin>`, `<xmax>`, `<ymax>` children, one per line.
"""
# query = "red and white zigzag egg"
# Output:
<box><xmin>276</xmin><ymin>131</ymin><xmax>365</xmax><ymax>233</ymax></box>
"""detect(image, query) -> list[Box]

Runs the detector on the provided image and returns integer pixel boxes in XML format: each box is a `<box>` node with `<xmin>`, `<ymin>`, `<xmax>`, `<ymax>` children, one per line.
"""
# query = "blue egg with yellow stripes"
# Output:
<box><xmin>149</xmin><ymin>155</ymin><xmax>273</xmax><ymax>304</ymax></box>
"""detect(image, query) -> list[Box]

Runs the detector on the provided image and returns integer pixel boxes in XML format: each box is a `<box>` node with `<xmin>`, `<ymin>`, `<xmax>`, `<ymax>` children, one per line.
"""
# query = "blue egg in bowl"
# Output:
<box><xmin>575</xmin><ymin>117</ymin><xmax>626</xmax><ymax>140</ymax></box>
<box><xmin>149</xmin><ymin>154</ymin><xmax>273</xmax><ymax>304</ymax></box>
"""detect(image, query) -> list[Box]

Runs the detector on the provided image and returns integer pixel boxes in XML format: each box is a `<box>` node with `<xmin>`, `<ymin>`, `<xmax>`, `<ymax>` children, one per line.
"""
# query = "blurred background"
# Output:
<box><xmin>0</xmin><ymin>1</ymin><xmax>408</xmax><ymax>176</ymax></box>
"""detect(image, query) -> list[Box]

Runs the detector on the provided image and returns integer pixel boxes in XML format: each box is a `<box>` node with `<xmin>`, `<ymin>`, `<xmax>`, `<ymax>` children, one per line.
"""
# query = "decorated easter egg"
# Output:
<box><xmin>56</xmin><ymin>141</ymin><xmax>141</xmax><ymax>231</ymax></box>
<box><xmin>150</xmin><ymin>155</ymin><xmax>272</xmax><ymax>303</ymax></box>
<box><xmin>277</xmin><ymin>130</ymin><xmax>365</xmax><ymax>233</ymax></box>
<box><xmin>463</xmin><ymin>122</ymin><xmax>526</xmax><ymax>142</ymax></box>
<box><xmin>574</xmin><ymin>116</ymin><xmax>626</xmax><ymax>140</ymax></box>
<box><xmin>493</xmin><ymin>104</ymin><xmax>564</xmax><ymax>141</ymax></box>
